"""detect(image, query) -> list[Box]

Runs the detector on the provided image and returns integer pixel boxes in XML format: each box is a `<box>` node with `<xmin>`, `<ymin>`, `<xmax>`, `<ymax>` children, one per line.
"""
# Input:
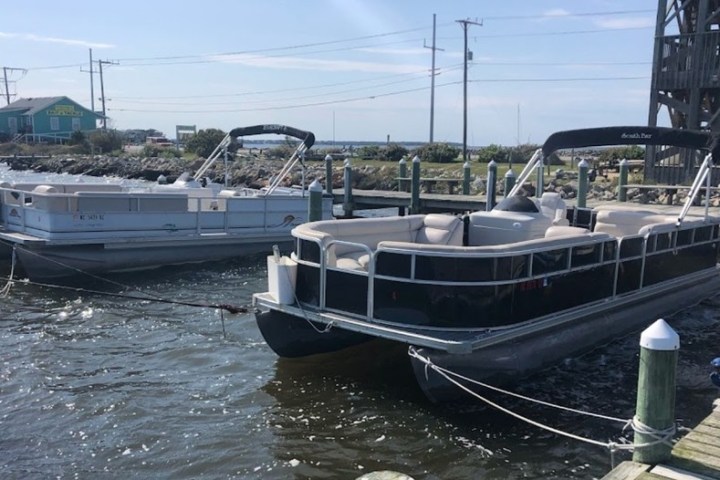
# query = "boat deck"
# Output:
<box><xmin>603</xmin><ymin>399</ymin><xmax>720</xmax><ymax>479</ymax></box>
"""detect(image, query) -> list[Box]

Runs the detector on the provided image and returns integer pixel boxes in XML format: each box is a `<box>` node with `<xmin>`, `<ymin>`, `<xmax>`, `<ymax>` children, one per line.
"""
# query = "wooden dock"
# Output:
<box><xmin>332</xmin><ymin>190</ymin><xmax>487</xmax><ymax>213</ymax></box>
<box><xmin>603</xmin><ymin>399</ymin><xmax>720</xmax><ymax>479</ymax></box>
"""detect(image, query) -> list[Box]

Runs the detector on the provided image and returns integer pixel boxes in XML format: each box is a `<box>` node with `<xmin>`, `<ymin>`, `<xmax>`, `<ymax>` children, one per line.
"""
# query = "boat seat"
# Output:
<box><xmin>293</xmin><ymin>214</ymin><xmax>463</xmax><ymax>271</ymax></box>
<box><xmin>593</xmin><ymin>210</ymin><xmax>676</xmax><ymax>237</ymax></box>
<box><xmin>537</xmin><ymin>192</ymin><xmax>570</xmax><ymax>226</ymax></box>
<box><xmin>545</xmin><ymin>225</ymin><xmax>590</xmax><ymax>238</ymax></box>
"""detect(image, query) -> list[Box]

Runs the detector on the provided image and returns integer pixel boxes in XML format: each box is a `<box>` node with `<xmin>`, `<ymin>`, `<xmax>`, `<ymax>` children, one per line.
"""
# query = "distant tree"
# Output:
<box><xmin>184</xmin><ymin>128</ymin><xmax>233</xmax><ymax>158</ymax></box>
<box><xmin>412</xmin><ymin>143</ymin><xmax>460</xmax><ymax>163</ymax></box>
<box><xmin>88</xmin><ymin>129</ymin><xmax>123</xmax><ymax>154</ymax></box>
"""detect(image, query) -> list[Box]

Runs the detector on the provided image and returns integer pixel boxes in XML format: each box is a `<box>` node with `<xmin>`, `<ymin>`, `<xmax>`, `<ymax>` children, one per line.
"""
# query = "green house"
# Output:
<box><xmin>0</xmin><ymin>96</ymin><xmax>102</xmax><ymax>142</ymax></box>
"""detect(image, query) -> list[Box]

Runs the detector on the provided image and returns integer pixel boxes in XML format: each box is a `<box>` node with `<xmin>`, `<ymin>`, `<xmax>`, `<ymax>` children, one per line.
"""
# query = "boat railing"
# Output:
<box><xmin>192</xmin><ymin>130</ymin><xmax>312</xmax><ymax>197</ymax></box>
<box><xmin>507</xmin><ymin>148</ymin><xmax>542</xmax><ymax>197</ymax></box>
<box><xmin>0</xmin><ymin>184</ymin><xmax>305</xmax><ymax>237</ymax></box>
<box><xmin>295</xmin><ymin>219</ymin><xmax>720</xmax><ymax>323</ymax></box>
<box><xmin>677</xmin><ymin>151</ymin><xmax>714</xmax><ymax>225</ymax></box>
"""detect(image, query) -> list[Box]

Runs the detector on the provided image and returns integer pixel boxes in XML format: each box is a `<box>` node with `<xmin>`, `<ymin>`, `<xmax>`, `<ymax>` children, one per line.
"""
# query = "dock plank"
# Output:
<box><xmin>601</xmin><ymin>461</ymin><xmax>651</xmax><ymax>479</ymax></box>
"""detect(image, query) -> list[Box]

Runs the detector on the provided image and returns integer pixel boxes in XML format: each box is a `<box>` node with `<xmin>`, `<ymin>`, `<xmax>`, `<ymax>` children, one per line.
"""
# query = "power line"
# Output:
<box><xmin>482</xmin><ymin>8</ymin><xmax>654</xmax><ymax>21</ymax></box>
<box><xmin>109</xmin><ymin>75</ymin><xmax>648</xmax><ymax>114</ymax></box>
<box><xmin>111</xmin><ymin>64</ymin><xmax>465</xmax><ymax>100</ymax></box>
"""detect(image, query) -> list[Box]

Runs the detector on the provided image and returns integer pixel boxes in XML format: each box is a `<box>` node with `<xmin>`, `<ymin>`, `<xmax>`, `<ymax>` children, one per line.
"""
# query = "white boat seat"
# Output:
<box><xmin>538</xmin><ymin>192</ymin><xmax>569</xmax><ymax>226</ymax></box>
<box><xmin>545</xmin><ymin>225</ymin><xmax>590</xmax><ymax>238</ymax></box>
<box><xmin>594</xmin><ymin>210</ymin><xmax>676</xmax><ymax>237</ymax></box>
<box><xmin>293</xmin><ymin>214</ymin><xmax>463</xmax><ymax>271</ymax></box>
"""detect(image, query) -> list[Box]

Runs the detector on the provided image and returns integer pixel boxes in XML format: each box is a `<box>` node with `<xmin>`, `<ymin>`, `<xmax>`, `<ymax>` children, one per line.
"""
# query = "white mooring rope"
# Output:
<box><xmin>0</xmin><ymin>245</ymin><xmax>17</xmax><ymax>296</ymax></box>
<box><xmin>408</xmin><ymin>347</ymin><xmax>678</xmax><ymax>462</ymax></box>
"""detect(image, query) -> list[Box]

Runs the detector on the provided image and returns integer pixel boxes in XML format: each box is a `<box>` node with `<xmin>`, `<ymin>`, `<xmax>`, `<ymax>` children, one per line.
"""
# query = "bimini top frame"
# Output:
<box><xmin>192</xmin><ymin>124</ymin><xmax>316</xmax><ymax>195</ymax></box>
<box><xmin>507</xmin><ymin>126</ymin><xmax>717</xmax><ymax>224</ymax></box>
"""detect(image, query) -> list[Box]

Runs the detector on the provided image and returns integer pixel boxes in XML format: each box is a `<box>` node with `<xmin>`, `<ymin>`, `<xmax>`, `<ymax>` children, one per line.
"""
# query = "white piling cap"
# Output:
<box><xmin>639</xmin><ymin>319</ymin><xmax>679</xmax><ymax>351</ymax></box>
<box><xmin>505</xmin><ymin>169</ymin><xmax>516</xmax><ymax>178</ymax></box>
<box><xmin>412</xmin><ymin>155</ymin><xmax>421</xmax><ymax>163</ymax></box>
<box><xmin>399</xmin><ymin>157</ymin><xmax>407</xmax><ymax>164</ymax></box>
<box><xmin>309</xmin><ymin>179</ymin><xmax>322</xmax><ymax>191</ymax></box>
<box><xmin>578</xmin><ymin>159</ymin><xmax>590</xmax><ymax>168</ymax></box>
<box><xmin>325</xmin><ymin>154</ymin><xmax>333</xmax><ymax>161</ymax></box>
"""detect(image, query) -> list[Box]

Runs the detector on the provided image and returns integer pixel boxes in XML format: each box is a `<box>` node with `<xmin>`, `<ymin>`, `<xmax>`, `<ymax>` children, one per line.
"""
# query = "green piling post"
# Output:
<box><xmin>618</xmin><ymin>158</ymin><xmax>628</xmax><ymax>202</ymax></box>
<box><xmin>399</xmin><ymin>157</ymin><xmax>408</xmax><ymax>192</ymax></box>
<box><xmin>486</xmin><ymin>160</ymin><xmax>497</xmax><ymax>211</ymax></box>
<box><xmin>463</xmin><ymin>161</ymin><xmax>471</xmax><ymax>195</ymax></box>
<box><xmin>536</xmin><ymin>155</ymin><xmax>545</xmax><ymax>197</ymax></box>
<box><xmin>632</xmin><ymin>319</ymin><xmax>679</xmax><ymax>465</ymax></box>
<box><xmin>577</xmin><ymin>158</ymin><xmax>589</xmax><ymax>208</ymax></box>
<box><xmin>504</xmin><ymin>169</ymin><xmax>516</xmax><ymax>197</ymax></box>
<box><xmin>410</xmin><ymin>155</ymin><xmax>421</xmax><ymax>214</ymax></box>
<box><xmin>343</xmin><ymin>158</ymin><xmax>354</xmax><ymax>218</ymax></box>
<box><xmin>308</xmin><ymin>179</ymin><xmax>323</xmax><ymax>222</ymax></box>
<box><xmin>324</xmin><ymin>154</ymin><xmax>333</xmax><ymax>195</ymax></box>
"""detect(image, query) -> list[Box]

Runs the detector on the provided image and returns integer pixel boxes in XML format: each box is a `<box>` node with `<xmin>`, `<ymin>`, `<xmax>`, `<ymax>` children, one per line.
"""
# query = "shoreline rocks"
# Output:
<box><xmin>4</xmin><ymin>154</ymin><xmax>718</xmax><ymax>207</ymax></box>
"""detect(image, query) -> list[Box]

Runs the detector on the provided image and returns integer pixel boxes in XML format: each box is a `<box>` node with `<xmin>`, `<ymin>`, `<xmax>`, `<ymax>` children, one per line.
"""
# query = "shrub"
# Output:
<box><xmin>87</xmin><ymin>129</ymin><xmax>123</xmax><ymax>154</ymax></box>
<box><xmin>412</xmin><ymin>143</ymin><xmax>460</xmax><ymax>163</ymax></box>
<box><xmin>383</xmin><ymin>143</ymin><xmax>408</xmax><ymax>161</ymax></box>
<box><xmin>184</xmin><ymin>128</ymin><xmax>239</xmax><ymax>158</ymax></box>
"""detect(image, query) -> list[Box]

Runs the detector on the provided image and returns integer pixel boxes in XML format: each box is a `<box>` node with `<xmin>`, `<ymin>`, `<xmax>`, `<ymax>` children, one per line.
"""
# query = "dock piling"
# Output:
<box><xmin>536</xmin><ymin>155</ymin><xmax>545</xmax><ymax>197</ymax></box>
<box><xmin>632</xmin><ymin>318</ymin><xmax>679</xmax><ymax>465</ymax></box>
<box><xmin>308</xmin><ymin>179</ymin><xmax>323</xmax><ymax>222</ymax></box>
<box><xmin>399</xmin><ymin>157</ymin><xmax>408</xmax><ymax>192</ymax></box>
<box><xmin>504</xmin><ymin>169</ymin><xmax>516</xmax><ymax>197</ymax></box>
<box><xmin>486</xmin><ymin>160</ymin><xmax>497</xmax><ymax>211</ymax></box>
<box><xmin>618</xmin><ymin>159</ymin><xmax>628</xmax><ymax>202</ymax></box>
<box><xmin>463</xmin><ymin>161</ymin><xmax>471</xmax><ymax>195</ymax></box>
<box><xmin>410</xmin><ymin>155</ymin><xmax>421</xmax><ymax>214</ymax></box>
<box><xmin>343</xmin><ymin>158</ymin><xmax>354</xmax><ymax>218</ymax></box>
<box><xmin>578</xmin><ymin>159</ymin><xmax>589</xmax><ymax>208</ymax></box>
<box><xmin>325</xmin><ymin>154</ymin><xmax>333</xmax><ymax>195</ymax></box>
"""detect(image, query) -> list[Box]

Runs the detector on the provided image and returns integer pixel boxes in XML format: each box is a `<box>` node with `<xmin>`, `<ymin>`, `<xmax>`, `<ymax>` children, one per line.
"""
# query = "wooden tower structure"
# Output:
<box><xmin>646</xmin><ymin>0</ymin><xmax>720</xmax><ymax>183</ymax></box>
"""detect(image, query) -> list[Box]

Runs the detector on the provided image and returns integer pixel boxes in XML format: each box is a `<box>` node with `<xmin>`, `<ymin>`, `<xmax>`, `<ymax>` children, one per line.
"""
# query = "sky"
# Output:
<box><xmin>0</xmin><ymin>0</ymin><xmax>665</xmax><ymax>146</ymax></box>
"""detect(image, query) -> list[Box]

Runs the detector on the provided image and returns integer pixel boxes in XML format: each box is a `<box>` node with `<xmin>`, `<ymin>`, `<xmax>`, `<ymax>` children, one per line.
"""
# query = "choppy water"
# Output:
<box><xmin>2</xmin><ymin>165</ymin><xmax>720</xmax><ymax>479</ymax></box>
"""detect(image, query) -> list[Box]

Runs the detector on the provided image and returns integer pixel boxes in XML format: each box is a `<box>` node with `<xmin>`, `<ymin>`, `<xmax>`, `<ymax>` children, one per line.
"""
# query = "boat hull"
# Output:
<box><xmin>7</xmin><ymin>236</ymin><xmax>295</xmax><ymax>280</ymax></box>
<box><xmin>410</xmin><ymin>270</ymin><xmax>720</xmax><ymax>402</ymax></box>
<box><xmin>255</xmin><ymin>309</ymin><xmax>373</xmax><ymax>358</ymax></box>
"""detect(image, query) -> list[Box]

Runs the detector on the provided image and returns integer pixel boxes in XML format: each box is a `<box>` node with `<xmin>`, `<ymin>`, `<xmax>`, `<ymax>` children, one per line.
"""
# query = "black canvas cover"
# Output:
<box><xmin>229</xmin><ymin>124</ymin><xmax>315</xmax><ymax>150</ymax></box>
<box><xmin>541</xmin><ymin>126</ymin><xmax>714</xmax><ymax>157</ymax></box>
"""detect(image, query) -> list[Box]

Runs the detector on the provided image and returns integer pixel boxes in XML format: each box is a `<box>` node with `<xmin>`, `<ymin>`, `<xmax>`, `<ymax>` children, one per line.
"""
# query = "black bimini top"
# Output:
<box><xmin>228</xmin><ymin>124</ymin><xmax>315</xmax><ymax>150</ymax></box>
<box><xmin>541</xmin><ymin>126</ymin><xmax>714</xmax><ymax>158</ymax></box>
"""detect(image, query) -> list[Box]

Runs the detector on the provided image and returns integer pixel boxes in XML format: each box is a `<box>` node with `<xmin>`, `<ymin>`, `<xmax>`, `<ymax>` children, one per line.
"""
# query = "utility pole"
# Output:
<box><xmin>2</xmin><ymin>67</ymin><xmax>24</xmax><ymax>105</ymax></box>
<box><xmin>98</xmin><ymin>59</ymin><xmax>117</xmax><ymax>129</ymax></box>
<box><xmin>89</xmin><ymin>49</ymin><xmax>95</xmax><ymax>113</ymax></box>
<box><xmin>424</xmin><ymin>13</ymin><xmax>443</xmax><ymax>144</ymax></box>
<box><xmin>3</xmin><ymin>67</ymin><xmax>10</xmax><ymax>105</ymax></box>
<box><xmin>456</xmin><ymin>18</ymin><xmax>482</xmax><ymax>162</ymax></box>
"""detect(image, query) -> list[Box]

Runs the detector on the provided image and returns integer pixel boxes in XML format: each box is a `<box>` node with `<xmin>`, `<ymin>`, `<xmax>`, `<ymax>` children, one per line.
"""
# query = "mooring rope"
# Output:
<box><xmin>408</xmin><ymin>347</ymin><xmax>678</xmax><ymax>457</ymax></box>
<box><xmin>0</xmin><ymin>275</ymin><xmax>249</xmax><ymax>314</ymax></box>
<box><xmin>0</xmin><ymin>240</ymin><xmax>165</xmax><ymax>300</ymax></box>
<box><xmin>0</xmin><ymin>244</ymin><xmax>17</xmax><ymax>296</ymax></box>
<box><xmin>0</xmin><ymin>240</ymin><xmax>248</xmax><ymax>315</ymax></box>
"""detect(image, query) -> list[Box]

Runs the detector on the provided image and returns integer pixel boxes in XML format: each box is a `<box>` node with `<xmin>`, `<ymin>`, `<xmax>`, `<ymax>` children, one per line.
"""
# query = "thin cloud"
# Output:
<box><xmin>0</xmin><ymin>31</ymin><xmax>114</xmax><ymax>49</ymax></box>
<box><xmin>594</xmin><ymin>17</ymin><xmax>655</xmax><ymax>29</ymax></box>
<box><xmin>543</xmin><ymin>8</ymin><xmax>571</xmax><ymax>18</ymax></box>
<box><xmin>210</xmin><ymin>53</ymin><xmax>425</xmax><ymax>74</ymax></box>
